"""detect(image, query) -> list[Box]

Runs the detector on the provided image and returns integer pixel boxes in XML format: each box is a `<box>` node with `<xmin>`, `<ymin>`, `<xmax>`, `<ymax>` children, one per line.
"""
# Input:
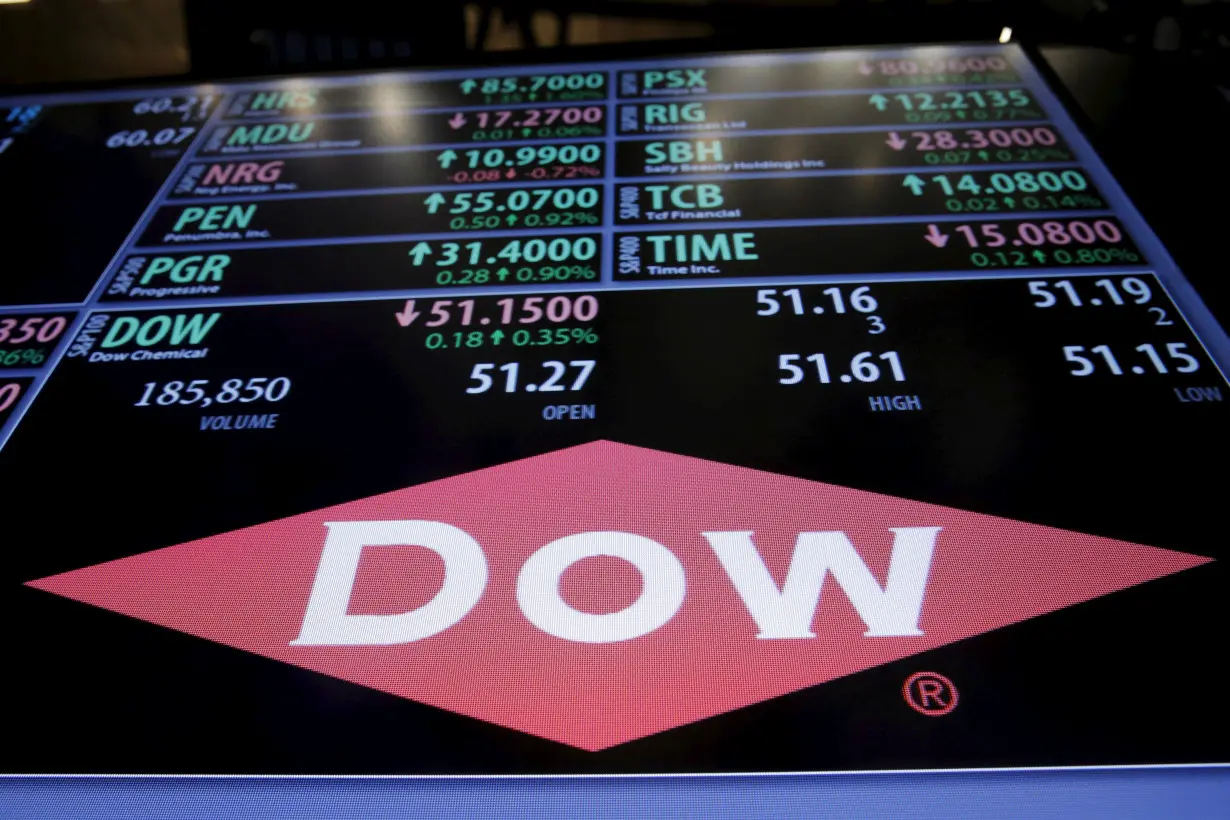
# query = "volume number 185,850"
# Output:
<box><xmin>135</xmin><ymin>377</ymin><xmax>291</xmax><ymax>408</ymax></box>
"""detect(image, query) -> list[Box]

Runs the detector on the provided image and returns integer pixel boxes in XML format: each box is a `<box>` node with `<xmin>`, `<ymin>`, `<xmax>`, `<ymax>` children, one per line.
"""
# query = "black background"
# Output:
<box><xmin>0</xmin><ymin>100</ymin><xmax>209</xmax><ymax>306</ymax></box>
<box><xmin>2</xmin><ymin>277</ymin><xmax>1225</xmax><ymax>773</ymax></box>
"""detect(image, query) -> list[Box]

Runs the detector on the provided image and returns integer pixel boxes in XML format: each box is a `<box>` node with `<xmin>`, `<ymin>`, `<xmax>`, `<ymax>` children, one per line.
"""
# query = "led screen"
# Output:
<box><xmin>0</xmin><ymin>42</ymin><xmax>1226</xmax><ymax>815</ymax></box>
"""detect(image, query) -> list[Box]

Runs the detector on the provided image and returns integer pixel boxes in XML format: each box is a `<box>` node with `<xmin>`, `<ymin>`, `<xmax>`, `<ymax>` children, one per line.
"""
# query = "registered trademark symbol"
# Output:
<box><xmin>903</xmin><ymin>671</ymin><xmax>958</xmax><ymax>716</ymax></box>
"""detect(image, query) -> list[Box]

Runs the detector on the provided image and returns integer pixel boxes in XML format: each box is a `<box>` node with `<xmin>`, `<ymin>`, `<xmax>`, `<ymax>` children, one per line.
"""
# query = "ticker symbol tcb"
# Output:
<box><xmin>644</xmin><ymin>184</ymin><xmax>724</xmax><ymax>210</ymax></box>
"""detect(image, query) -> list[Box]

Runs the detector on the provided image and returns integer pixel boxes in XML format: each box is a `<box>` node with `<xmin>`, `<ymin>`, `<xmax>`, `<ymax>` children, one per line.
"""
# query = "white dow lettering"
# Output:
<box><xmin>291</xmin><ymin>520</ymin><xmax>488</xmax><ymax>646</ymax></box>
<box><xmin>291</xmin><ymin>522</ymin><xmax>939</xmax><ymax>645</ymax></box>
<box><xmin>702</xmin><ymin>527</ymin><xmax>940</xmax><ymax>638</ymax></box>
<box><xmin>517</xmin><ymin>531</ymin><xmax>686</xmax><ymax>644</ymax></box>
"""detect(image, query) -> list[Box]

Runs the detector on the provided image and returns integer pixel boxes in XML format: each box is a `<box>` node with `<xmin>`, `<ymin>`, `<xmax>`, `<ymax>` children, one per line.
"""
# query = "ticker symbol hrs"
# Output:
<box><xmin>245</xmin><ymin>90</ymin><xmax>318</xmax><ymax>113</ymax></box>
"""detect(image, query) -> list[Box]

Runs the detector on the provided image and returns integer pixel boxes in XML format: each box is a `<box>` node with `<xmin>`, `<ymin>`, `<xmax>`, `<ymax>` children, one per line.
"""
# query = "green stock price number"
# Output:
<box><xmin>904</xmin><ymin>169</ymin><xmax>1104</xmax><ymax>213</ymax></box>
<box><xmin>408</xmin><ymin>236</ymin><xmax>599</xmax><ymax>284</ymax></box>
<box><xmin>423</xmin><ymin>187</ymin><xmax>601</xmax><ymax>230</ymax></box>
<box><xmin>870</xmin><ymin>89</ymin><xmax>1042</xmax><ymax>122</ymax></box>
<box><xmin>440</xmin><ymin>143</ymin><xmax>602</xmax><ymax>170</ymax></box>
<box><xmin>458</xmin><ymin>72</ymin><xmax>605</xmax><ymax>102</ymax></box>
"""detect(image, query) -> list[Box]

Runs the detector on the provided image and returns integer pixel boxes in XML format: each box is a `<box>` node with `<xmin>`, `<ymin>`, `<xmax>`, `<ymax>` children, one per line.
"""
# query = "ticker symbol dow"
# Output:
<box><xmin>481</xmin><ymin>317</ymin><xmax>491</xmax><ymax>325</ymax></box>
<box><xmin>840</xmin><ymin>374</ymin><xmax>853</xmax><ymax>383</ymax></box>
<box><xmin>813</xmin><ymin>306</ymin><xmax>824</xmax><ymax>314</ymax></box>
<box><xmin>1091</xmin><ymin>298</ymin><xmax>1102</xmax><ymax>305</ymax></box>
<box><xmin>526</xmin><ymin>383</ymin><xmax>538</xmax><ymax>392</ymax></box>
<box><xmin>1132</xmin><ymin>366</ymin><xmax>1145</xmax><ymax>374</ymax></box>
<box><xmin>487</xmin><ymin>257</ymin><xmax>496</xmax><ymax>263</ymax></box>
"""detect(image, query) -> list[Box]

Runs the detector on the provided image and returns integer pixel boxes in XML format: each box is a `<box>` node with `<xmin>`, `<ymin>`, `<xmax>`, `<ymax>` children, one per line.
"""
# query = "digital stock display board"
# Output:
<box><xmin>0</xmin><ymin>43</ymin><xmax>1227</xmax><ymax>817</ymax></box>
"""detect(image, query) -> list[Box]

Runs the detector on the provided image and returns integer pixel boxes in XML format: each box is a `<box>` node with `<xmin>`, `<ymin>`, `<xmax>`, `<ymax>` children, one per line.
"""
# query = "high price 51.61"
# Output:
<box><xmin>779</xmin><ymin>351</ymin><xmax>906</xmax><ymax>386</ymax></box>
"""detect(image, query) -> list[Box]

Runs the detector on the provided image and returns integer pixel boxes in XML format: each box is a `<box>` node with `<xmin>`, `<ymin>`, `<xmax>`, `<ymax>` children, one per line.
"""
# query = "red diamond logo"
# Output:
<box><xmin>28</xmin><ymin>441</ymin><xmax>1209</xmax><ymax>750</ymax></box>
